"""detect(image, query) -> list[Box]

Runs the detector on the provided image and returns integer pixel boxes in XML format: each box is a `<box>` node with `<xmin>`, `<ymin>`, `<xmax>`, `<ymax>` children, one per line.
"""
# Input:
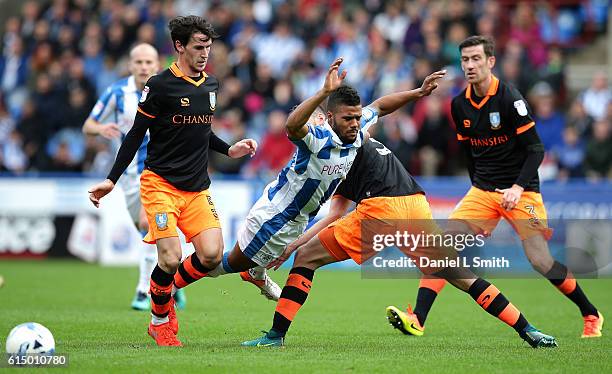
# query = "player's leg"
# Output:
<box><xmin>434</xmin><ymin>264</ymin><xmax>557</xmax><ymax>348</ymax></box>
<box><xmin>172</xmin><ymin>189</ymin><xmax>223</xmax><ymax>291</ymax></box>
<box><xmin>395</xmin><ymin>190</ymin><xmax>498</xmax><ymax>334</ymax></box>
<box><xmin>139</xmin><ymin>170</ymin><xmax>183</xmax><ymax>346</ymax></box>
<box><xmin>391</xmin><ymin>276</ymin><xmax>447</xmax><ymax>336</ymax></box>
<box><xmin>507</xmin><ymin>191</ymin><xmax>602</xmax><ymax>337</ymax></box>
<box><xmin>148</xmin><ymin>236</ymin><xmax>183</xmax><ymax>346</ymax></box>
<box><xmin>208</xmin><ymin>202</ymin><xmax>305</xmax><ymax>300</ymax></box>
<box><xmin>522</xmin><ymin>234</ymin><xmax>602</xmax><ymax>337</ymax></box>
<box><xmin>241</xmin><ymin>233</ymin><xmax>339</xmax><ymax>347</ymax></box>
<box><xmin>127</xmin><ymin>192</ymin><xmax>157</xmax><ymax>311</ymax></box>
<box><xmin>207</xmin><ymin>243</ymin><xmax>281</xmax><ymax>301</ymax></box>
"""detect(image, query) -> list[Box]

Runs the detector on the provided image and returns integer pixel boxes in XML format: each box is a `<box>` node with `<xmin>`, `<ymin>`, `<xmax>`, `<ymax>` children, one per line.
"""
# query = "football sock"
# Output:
<box><xmin>467</xmin><ymin>278</ymin><xmax>528</xmax><ymax>332</ymax></box>
<box><xmin>248</xmin><ymin>266</ymin><xmax>266</xmax><ymax>280</ymax></box>
<box><xmin>173</xmin><ymin>253</ymin><xmax>211</xmax><ymax>289</ymax></box>
<box><xmin>545</xmin><ymin>261</ymin><xmax>598</xmax><ymax>316</ymax></box>
<box><xmin>208</xmin><ymin>252</ymin><xmax>233</xmax><ymax>277</ymax></box>
<box><xmin>150</xmin><ymin>265</ymin><xmax>174</xmax><ymax>324</ymax></box>
<box><xmin>413</xmin><ymin>277</ymin><xmax>447</xmax><ymax>326</ymax></box>
<box><xmin>271</xmin><ymin>267</ymin><xmax>314</xmax><ymax>337</ymax></box>
<box><xmin>137</xmin><ymin>242</ymin><xmax>157</xmax><ymax>294</ymax></box>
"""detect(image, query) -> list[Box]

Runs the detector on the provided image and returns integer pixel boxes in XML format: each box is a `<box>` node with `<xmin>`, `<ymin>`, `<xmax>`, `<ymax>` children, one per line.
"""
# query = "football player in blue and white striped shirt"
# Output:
<box><xmin>205</xmin><ymin>58</ymin><xmax>445</xmax><ymax>301</ymax></box>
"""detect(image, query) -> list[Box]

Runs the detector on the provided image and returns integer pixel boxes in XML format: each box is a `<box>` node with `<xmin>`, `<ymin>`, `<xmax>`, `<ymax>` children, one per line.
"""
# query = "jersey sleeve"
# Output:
<box><xmin>137</xmin><ymin>75</ymin><xmax>161</xmax><ymax>118</ymax></box>
<box><xmin>290</xmin><ymin>123</ymin><xmax>333</xmax><ymax>154</ymax></box>
<box><xmin>89</xmin><ymin>85</ymin><xmax>117</xmax><ymax>123</ymax></box>
<box><xmin>333</xmin><ymin>180</ymin><xmax>351</xmax><ymax>199</ymax></box>
<box><xmin>450</xmin><ymin>98</ymin><xmax>469</xmax><ymax>141</ymax></box>
<box><xmin>360</xmin><ymin>106</ymin><xmax>379</xmax><ymax>132</ymax></box>
<box><xmin>506</xmin><ymin>86</ymin><xmax>536</xmax><ymax>136</ymax></box>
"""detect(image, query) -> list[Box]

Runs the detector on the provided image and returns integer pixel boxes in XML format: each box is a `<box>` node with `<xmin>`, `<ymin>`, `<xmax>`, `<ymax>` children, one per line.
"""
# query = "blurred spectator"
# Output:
<box><xmin>251</xmin><ymin>22</ymin><xmax>304</xmax><ymax>79</ymax></box>
<box><xmin>0</xmin><ymin>0</ymin><xmax>606</xmax><ymax>178</ymax></box>
<box><xmin>584</xmin><ymin>120</ymin><xmax>612</xmax><ymax>181</ymax></box>
<box><xmin>0</xmin><ymin>37</ymin><xmax>28</xmax><ymax>116</ymax></box>
<box><xmin>209</xmin><ymin>109</ymin><xmax>250</xmax><ymax>174</ymax></box>
<box><xmin>566</xmin><ymin>98</ymin><xmax>595</xmax><ymax>138</ymax></box>
<box><xmin>373</xmin><ymin>1</ymin><xmax>409</xmax><ymax>47</ymax></box>
<box><xmin>552</xmin><ymin>126</ymin><xmax>585</xmax><ymax>180</ymax></box>
<box><xmin>530</xmin><ymin>81</ymin><xmax>565</xmax><ymax>151</ymax></box>
<box><xmin>416</xmin><ymin>95</ymin><xmax>453</xmax><ymax>176</ymax></box>
<box><xmin>244</xmin><ymin>109</ymin><xmax>295</xmax><ymax>179</ymax></box>
<box><xmin>581</xmin><ymin>71</ymin><xmax>611</xmax><ymax>121</ymax></box>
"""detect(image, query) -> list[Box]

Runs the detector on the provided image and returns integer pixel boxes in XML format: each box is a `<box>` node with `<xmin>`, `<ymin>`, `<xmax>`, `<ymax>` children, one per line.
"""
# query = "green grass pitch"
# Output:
<box><xmin>0</xmin><ymin>260</ymin><xmax>610</xmax><ymax>373</ymax></box>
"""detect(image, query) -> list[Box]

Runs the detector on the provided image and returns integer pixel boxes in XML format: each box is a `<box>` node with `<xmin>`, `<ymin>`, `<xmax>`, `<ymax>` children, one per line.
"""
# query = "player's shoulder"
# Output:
<box><xmin>497</xmin><ymin>79</ymin><xmax>524</xmax><ymax>102</ymax></box>
<box><xmin>451</xmin><ymin>89</ymin><xmax>466</xmax><ymax>108</ymax></box>
<box><xmin>145</xmin><ymin>70</ymin><xmax>171</xmax><ymax>89</ymax></box>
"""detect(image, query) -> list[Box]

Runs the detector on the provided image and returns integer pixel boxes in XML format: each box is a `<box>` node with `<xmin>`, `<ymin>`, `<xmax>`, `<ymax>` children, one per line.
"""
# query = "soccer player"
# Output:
<box><xmin>389</xmin><ymin>35</ymin><xmax>603</xmax><ymax>338</ymax></box>
<box><xmin>88</xmin><ymin>16</ymin><xmax>257</xmax><ymax>347</ymax></box>
<box><xmin>196</xmin><ymin>58</ymin><xmax>445</xmax><ymax>301</ymax></box>
<box><xmin>241</xmin><ymin>138</ymin><xmax>557</xmax><ymax>348</ymax></box>
<box><xmin>83</xmin><ymin>43</ymin><xmax>186</xmax><ymax>312</ymax></box>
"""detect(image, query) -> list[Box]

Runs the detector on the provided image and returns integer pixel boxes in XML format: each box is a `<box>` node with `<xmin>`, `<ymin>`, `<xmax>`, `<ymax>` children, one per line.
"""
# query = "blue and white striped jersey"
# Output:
<box><xmin>88</xmin><ymin>75</ymin><xmax>148</xmax><ymax>177</ymax></box>
<box><xmin>265</xmin><ymin>106</ymin><xmax>379</xmax><ymax>223</ymax></box>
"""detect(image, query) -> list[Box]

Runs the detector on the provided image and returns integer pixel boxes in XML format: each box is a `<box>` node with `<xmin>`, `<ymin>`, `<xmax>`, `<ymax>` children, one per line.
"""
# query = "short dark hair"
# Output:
<box><xmin>459</xmin><ymin>35</ymin><xmax>495</xmax><ymax>57</ymax></box>
<box><xmin>327</xmin><ymin>85</ymin><xmax>361</xmax><ymax>112</ymax></box>
<box><xmin>168</xmin><ymin>15</ymin><xmax>219</xmax><ymax>52</ymax></box>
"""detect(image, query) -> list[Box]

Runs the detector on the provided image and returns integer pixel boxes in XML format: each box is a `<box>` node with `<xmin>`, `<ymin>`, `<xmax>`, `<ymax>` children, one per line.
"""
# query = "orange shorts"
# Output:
<box><xmin>449</xmin><ymin>186</ymin><xmax>552</xmax><ymax>240</ymax></box>
<box><xmin>318</xmin><ymin>194</ymin><xmax>454</xmax><ymax>274</ymax></box>
<box><xmin>140</xmin><ymin>169</ymin><xmax>221</xmax><ymax>244</ymax></box>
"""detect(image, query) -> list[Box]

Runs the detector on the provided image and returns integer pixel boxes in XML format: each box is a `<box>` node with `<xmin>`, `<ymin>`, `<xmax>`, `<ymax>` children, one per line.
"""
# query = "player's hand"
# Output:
<box><xmin>419</xmin><ymin>70</ymin><xmax>447</xmax><ymax>97</ymax></box>
<box><xmin>88</xmin><ymin>179</ymin><xmax>115</xmax><ymax>208</ymax></box>
<box><xmin>267</xmin><ymin>240</ymin><xmax>300</xmax><ymax>271</ymax></box>
<box><xmin>99</xmin><ymin>123</ymin><xmax>121</xmax><ymax>139</ymax></box>
<box><xmin>495</xmin><ymin>184</ymin><xmax>524</xmax><ymax>211</ymax></box>
<box><xmin>322</xmin><ymin>57</ymin><xmax>347</xmax><ymax>95</ymax></box>
<box><xmin>228</xmin><ymin>139</ymin><xmax>258</xmax><ymax>158</ymax></box>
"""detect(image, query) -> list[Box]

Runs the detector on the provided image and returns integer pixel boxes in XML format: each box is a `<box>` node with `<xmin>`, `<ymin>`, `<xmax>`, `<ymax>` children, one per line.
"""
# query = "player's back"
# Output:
<box><xmin>335</xmin><ymin>138</ymin><xmax>423</xmax><ymax>204</ymax></box>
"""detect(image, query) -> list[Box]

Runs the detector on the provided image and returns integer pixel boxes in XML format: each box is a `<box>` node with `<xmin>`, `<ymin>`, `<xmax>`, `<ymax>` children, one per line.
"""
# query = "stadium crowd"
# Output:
<box><xmin>0</xmin><ymin>0</ymin><xmax>610</xmax><ymax>182</ymax></box>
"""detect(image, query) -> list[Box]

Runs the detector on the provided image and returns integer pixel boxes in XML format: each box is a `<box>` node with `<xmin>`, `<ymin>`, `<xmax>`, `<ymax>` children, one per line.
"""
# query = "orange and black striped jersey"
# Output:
<box><xmin>451</xmin><ymin>76</ymin><xmax>540</xmax><ymax>192</ymax></box>
<box><xmin>108</xmin><ymin>62</ymin><xmax>220</xmax><ymax>192</ymax></box>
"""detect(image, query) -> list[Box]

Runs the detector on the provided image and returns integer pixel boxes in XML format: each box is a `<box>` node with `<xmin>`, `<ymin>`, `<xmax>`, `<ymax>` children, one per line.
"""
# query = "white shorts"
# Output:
<box><xmin>118</xmin><ymin>173</ymin><xmax>141</xmax><ymax>225</ymax></box>
<box><xmin>237</xmin><ymin>194</ymin><xmax>307</xmax><ymax>266</ymax></box>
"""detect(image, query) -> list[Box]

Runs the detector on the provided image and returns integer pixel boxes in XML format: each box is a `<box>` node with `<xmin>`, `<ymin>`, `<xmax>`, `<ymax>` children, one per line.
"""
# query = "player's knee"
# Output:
<box><xmin>529</xmin><ymin>256</ymin><xmax>553</xmax><ymax>274</ymax></box>
<box><xmin>158</xmin><ymin>254</ymin><xmax>181</xmax><ymax>272</ymax></box>
<box><xmin>197</xmin><ymin>251</ymin><xmax>222</xmax><ymax>270</ymax></box>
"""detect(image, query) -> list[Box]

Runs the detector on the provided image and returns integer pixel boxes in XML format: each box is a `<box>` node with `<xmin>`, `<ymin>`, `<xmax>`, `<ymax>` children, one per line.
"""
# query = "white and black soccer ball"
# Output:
<box><xmin>5</xmin><ymin>323</ymin><xmax>55</xmax><ymax>356</ymax></box>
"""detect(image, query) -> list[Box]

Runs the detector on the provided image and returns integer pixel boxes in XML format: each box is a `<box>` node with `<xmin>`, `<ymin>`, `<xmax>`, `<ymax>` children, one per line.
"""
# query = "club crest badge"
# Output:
<box><xmin>489</xmin><ymin>112</ymin><xmax>501</xmax><ymax>130</ymax></box>
<box><xmin>209</xmin><ymin>92</ymin><xmax>216</xmax><ymax>111</ymax></box>
<box><xmin>155</xmin><ymin>212</ymin><xmax>168</xmax><ymax>231</ymax></box>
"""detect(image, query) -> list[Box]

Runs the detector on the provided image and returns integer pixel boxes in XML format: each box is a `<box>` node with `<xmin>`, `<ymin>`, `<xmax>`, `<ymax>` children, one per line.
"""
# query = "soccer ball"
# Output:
<box><xmin>5</xmin><ymin>323</ymin><xmax>55</xmax><ymax>356</ymax></box>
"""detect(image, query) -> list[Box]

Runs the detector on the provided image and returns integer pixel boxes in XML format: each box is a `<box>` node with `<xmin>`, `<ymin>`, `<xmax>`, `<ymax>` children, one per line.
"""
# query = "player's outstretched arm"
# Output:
<box><xmin>103</xmin><ymin>111</ymin><xmax>150</xmax><ymax>190</ymax></box>
<box><xmin>268</xmin><ymin>195</ymin><xmax>353</xmax><ymax>270</ymax></box>
<box><xmin>286</xmin><ymin>57</ymin><xmax>346</xmax><ymax>140</ymax></box>
<box><xmin>368</xmin><ymin>70</ymin><xmax>446</xmax><ymax>117</ymax></box>
<box><xmin>82</xmin><ymin>118</ymin><xmax>121</xmax><ymax>140</ymax></box>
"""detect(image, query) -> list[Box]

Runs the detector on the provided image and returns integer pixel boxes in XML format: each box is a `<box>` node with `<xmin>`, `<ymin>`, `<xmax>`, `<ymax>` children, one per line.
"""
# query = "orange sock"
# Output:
<box><xmin>174</xmin><ymin>253</ymin><xmax>210</xmax><ymax>289</ymax></box>
<box><xmin>271</xmin><ymin>267</ymin><xmax>314</xmax><ymax>336</ymax></box>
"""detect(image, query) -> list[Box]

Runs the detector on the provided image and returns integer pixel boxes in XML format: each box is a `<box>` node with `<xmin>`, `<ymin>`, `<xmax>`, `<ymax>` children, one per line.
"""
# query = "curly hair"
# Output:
<box><xmin>327</xmin><ymin>85</ymin><xmax>361</xmax><ymax>112</ymax></box>
<box><xmin>168</xmin><ymin>15</ymin><xmax>219</xmax><ymax>52</ymax></box>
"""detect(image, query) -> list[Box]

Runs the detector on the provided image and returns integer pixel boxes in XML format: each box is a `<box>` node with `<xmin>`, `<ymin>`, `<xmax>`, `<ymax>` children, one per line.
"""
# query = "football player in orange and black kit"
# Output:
<box><xmin>242</xmin><ymin>139</ymin><xmax>556</xmax><ymax>348</ymax></box>
<box><xmin>392</xmin><ymin>36</ymin><xmax>603</xmax><ymax>339</ymax></box>
<box><xmin>88</xmin><ymin>16</ymin><xmax>257</xmax><ymax>346</ymax></box>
